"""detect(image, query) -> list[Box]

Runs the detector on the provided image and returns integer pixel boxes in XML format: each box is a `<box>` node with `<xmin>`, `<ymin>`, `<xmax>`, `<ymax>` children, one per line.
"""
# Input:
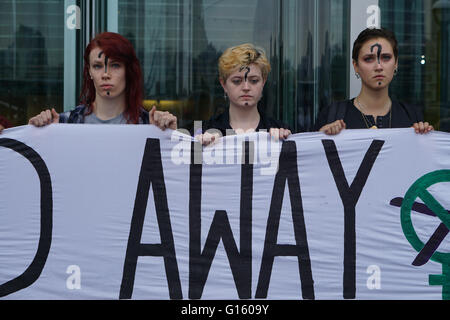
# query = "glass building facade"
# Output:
<box><xmin>0</xmin><ymin>0</ymin><xmax>449</xmax><ymax>132</ymax></box>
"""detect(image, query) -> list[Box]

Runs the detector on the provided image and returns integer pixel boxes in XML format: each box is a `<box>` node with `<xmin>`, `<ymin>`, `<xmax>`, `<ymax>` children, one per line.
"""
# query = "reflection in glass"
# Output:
<box><xmin>380</xmin><ymin>0</ymin><xmax>450</xmax><ymax>131</ymax></box>
<box><xmin>118</xmin><ymin>0</ymin><xmax>349</xmax><ymax>132</ymax></box>
<box><xmin>0</xmin><ymin>0</ymin><xmax>64</xmax><ymax>126</ymax></box>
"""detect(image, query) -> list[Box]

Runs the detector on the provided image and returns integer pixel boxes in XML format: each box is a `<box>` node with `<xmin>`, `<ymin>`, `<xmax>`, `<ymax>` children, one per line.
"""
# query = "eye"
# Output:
<box><xmin>250</xmin><ymin>79</ymin><xmax>260</xmax><ymax>85</ymax></box>
<box><xmin>363</xmin><ymin>57</ymin><xmax>374</xmax><ymax>62</ymax></box>
<box><xmin>381</xmin><ymin>54</ymin><xmax>392</xmax><ymax>61</ymax></box>
<box><xmin>231</xmin><ymin>79</ymin><xmax>242</xmax><ymax>85</ymax></box>
<box><xmin>111</xmin><ymin>63</ymin><xmax>121</xmax><ymax>68</ymax></box>
<box><xmin>92</xmin><ymin>64</ymin><xmax>102</xmax><ymax>69</ymax></box>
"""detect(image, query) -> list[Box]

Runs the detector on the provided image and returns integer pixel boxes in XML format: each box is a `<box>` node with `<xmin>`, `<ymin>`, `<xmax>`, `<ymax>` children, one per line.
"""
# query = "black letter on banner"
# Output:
<box><xmin>256</xmin><ymin>141</ymin><xmax>314</xmax><ymax>300</ymax></box>
<box><xmin>120</xmin><ymin>138</ymin><xmax>182</xmax><ymax>299</ymax></box>
<box><xmin>321</xmin><ymin>139</ymin><xmax>384</xmax><ymax>299</ymax></box>
<box><xmin>189</xmin><ymin>141</ymin><xmax>253</xmax><ymax>299</ymax></box>
<box><xmin>0</xmin><ymin>138</ymin><xmax>52</xmax><ymax>297</ymax></box>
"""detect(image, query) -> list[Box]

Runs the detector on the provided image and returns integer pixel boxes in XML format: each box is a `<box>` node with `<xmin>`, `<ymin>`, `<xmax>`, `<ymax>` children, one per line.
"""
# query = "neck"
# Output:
<box><xmin>229</xmin><ymin>103</ymin><xmax>260</xmax><ymax>132</ymax></box>
<box><xmin>93</xmin><ymin>93</ymin><xmax>126</xmax><ymax>120</ymax></box>
<box><xmin>357</xmin><ymin>86</ymin><xmax>391</xmax><ymax>115</ymax></box>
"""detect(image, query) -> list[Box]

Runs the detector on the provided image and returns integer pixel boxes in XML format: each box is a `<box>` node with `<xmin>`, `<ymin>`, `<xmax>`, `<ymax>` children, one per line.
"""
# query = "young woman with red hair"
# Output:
<box><xmin>29</xmin><ymin>32</ymin><xmax>176</xmax><ymax>129</ymax></box>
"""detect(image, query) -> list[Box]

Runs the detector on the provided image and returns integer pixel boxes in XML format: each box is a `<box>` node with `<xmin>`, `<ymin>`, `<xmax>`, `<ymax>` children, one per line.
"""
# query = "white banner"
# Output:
<box><xmin>1</xmin><ymin>125</ymin><xmax>450</xmax><ymax>300</ymax></box>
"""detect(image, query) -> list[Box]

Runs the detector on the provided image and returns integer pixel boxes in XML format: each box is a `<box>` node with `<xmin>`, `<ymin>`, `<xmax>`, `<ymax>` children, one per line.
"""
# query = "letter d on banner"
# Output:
<box><xmin>0</xmin><ymin>139</ymin><xmax>53</xmax><ymax>297</ymax></box>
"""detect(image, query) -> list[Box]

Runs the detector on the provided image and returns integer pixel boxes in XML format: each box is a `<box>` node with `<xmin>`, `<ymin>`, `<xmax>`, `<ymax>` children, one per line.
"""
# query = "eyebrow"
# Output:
<box><xmin>91</xmin><ymin>58</ymin><xmax>121</xmax><ymax>63</ymax></box>
<box><xmin>362</xmin><ymin>52</ymin><xmax>392</xmax><ymax>57</ymax></box>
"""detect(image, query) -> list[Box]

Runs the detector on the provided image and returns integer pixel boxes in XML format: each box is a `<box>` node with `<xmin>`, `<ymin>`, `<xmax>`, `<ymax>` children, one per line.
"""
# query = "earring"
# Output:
<box><xmin>394</xmin><ymin>68</ymin><xmax>398</xmax><ymax>76</ymax></box>
<box><xmin>355</xmin><ymin>72</ymin><xmax>360</xmax><ymax>79</ymax></box>
<box><xmin>224</xmin><ymin>92</ymin><xmax>228</xmax><ymax>100</ymax></box>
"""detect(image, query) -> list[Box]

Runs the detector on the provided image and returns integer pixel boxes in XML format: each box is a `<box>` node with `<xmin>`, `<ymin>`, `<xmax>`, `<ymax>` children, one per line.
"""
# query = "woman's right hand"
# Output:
<box><xmin>195</xmin><ymin>131</ymin><xmax>222</xmax><ymax>146</ymax></box>
<box><xmin>28</xmin><ymin>108</ymin><xmax>59</xmax><ymax>127</ymax></box>
<box><xmin>319</xmin><ymin>119</ymin><xmax>346</xmax><ymax>135</ymax></box>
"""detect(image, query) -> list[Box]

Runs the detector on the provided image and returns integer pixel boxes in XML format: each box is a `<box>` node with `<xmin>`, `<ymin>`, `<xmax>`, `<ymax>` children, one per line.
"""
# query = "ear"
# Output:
<box><xmin>219</xmin><ymin>78</ymin><xmax>227</xmax><ymax>92</ymax></box>
<box><xmin>352</xmin><ymin>59</ymin><xmax>359</xmax><ymax>74</ymax></box>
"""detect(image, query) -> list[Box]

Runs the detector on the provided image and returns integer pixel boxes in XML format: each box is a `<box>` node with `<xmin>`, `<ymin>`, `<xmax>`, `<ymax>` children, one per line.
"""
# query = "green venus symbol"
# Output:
<box><xmin>400</xmin><ymin>170</ymin><xmax>450</xmax><ymax>300</ymax></box>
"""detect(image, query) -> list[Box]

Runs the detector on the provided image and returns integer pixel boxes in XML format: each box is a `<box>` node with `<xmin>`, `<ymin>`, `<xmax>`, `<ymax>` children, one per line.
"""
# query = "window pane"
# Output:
<box><xmin>117</xmin><ymin>0</ymin><xmax>349</xmax><ymax>132</ymax></box>
<box><xmin>282</xmin><ymin>0</ymin><xmax>349</xmax><ymax>131</ymax></box>
<box><xmin>0</xmin><ymin>0</ymin><xmax>65</xmax><ymax>126</ymax></box>
<box><xmin>380</xmin><ymin>0</ymin><xmax>450</xmax><ymax>131</ymax></box>
<box><xmin>118</xmin><ymin>0</ymin><xmax>280</xmax><ymax>131</ymax></box>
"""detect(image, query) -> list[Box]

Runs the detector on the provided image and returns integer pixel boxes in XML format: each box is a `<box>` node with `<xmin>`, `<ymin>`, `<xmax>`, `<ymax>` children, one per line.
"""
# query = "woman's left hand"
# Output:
<box><xmin>412</xmin><ymin>122</ymin><xmax>433</xmax><ymax>134</ymax></box>
<box><xmin>269</xmin><ymin>128</ymin><xmax>292</xmax><ymax>141</ymax></box>
<box><xmin>149</xmin><ymin>106</ymin><xmax>178</xmax><ymax>130</ymax></box>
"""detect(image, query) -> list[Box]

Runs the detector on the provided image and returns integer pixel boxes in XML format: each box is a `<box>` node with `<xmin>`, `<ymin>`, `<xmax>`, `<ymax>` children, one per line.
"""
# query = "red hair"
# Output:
<box><xmin>80</xmin><ymin>32</ymin><xmax>143</xmax><ymax>124</ymax></box>
<box><xmin>0</xmin><ymin>115</ymin><xmax>12</xmax><ymax>129</ymax></box>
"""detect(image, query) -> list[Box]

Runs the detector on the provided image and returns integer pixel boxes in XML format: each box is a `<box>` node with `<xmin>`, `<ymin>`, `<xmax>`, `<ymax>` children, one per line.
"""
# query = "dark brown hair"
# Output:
<box><xmin>352</xmin><ymin>28</ymin><xmax>398</xmax><ymax>62</ymax></box>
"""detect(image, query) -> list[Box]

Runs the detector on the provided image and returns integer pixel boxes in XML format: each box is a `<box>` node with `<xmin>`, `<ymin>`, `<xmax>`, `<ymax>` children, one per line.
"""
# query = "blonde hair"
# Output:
<box><xmin>218</xmin><ymin>43</ymin><xmax>271</xmax><ymax>82</ymax></box>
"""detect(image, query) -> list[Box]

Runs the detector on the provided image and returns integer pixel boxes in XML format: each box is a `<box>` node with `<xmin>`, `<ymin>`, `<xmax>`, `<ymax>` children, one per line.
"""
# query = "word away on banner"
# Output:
<box><xmin>0</xmin><ymin>126</ymin><xmax>448</xmax><ymax>299</ymax></box>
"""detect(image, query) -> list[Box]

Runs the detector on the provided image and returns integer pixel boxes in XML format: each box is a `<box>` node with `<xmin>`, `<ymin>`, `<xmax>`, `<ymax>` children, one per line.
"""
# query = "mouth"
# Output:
<box><xmin>374</xmin><ymin>76</ymin><xmax>385</xmax><ymax>80</ymax></box>
<box><xmin>101</xmin><ymin>85</ymin><xmax>113</xmax><ymax>90</ymax></box>
<box><xmin>240</xmin><ymin>95</ymin><xmax>253</xmax><ymax>99</ymax></box>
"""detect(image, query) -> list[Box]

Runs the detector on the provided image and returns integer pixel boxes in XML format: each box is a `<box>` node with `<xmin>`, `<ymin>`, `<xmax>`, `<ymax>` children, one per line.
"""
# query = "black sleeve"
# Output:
<box><xmin>399</xmin><ymin>102</ymin><xmax>424</xmax><ymax>123</ymax></box>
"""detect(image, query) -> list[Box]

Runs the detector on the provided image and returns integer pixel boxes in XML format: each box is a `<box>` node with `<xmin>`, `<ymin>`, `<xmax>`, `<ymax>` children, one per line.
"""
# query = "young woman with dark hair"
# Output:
<box><xmin>29</xmin><ymin>32</ymin><xmax>176</xmax><ymax>129</ymax></box>
<box><xmin>315</xmin><ymin>28</ymin><xmax>433</xmax><ymax>135</ymax></box>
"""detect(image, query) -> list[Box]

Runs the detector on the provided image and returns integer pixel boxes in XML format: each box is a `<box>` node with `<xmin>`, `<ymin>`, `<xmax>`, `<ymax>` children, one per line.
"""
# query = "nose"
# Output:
<box><xmin>102</xmin><ymin>69</ymin><xmax>111</xmax><ymax>79</ymax></box>
<box><xmin>375</xmin><ymin>59</ymin><xmax>383</xmax><ymax>70</ymax></box>
<box><xmin>242</xmin><ymin>80</ymin><xmax>250</xmax><ymax>90</ymax></box>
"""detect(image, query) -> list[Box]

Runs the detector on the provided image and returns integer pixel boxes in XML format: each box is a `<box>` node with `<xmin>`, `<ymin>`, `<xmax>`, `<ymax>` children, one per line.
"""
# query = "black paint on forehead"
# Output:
<box><xmin>239</xmin><ymin>66</ymin><xmax>251</xmax><ymax>82</ymax></box>
<box><xmin>370</xmin><ymin>43</ymin><xmax>382</xmax><ymax>64</ymax></box>
<box><xmin>97</xmin><ymin>51</ymin><xmax>109</xmax><ymax>73</ymax></box>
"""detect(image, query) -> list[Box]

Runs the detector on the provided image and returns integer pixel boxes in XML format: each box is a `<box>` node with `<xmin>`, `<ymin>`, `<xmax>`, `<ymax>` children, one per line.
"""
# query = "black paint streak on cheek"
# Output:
<box><xmin>370</xmin><ymin>43</ymin><xmax>382</xmax><ymax>64</ymax></box>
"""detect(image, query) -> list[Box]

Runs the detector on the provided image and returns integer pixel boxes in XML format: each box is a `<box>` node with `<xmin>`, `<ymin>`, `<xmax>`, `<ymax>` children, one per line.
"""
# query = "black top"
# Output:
<box><xmin>314</xmin><ymin>99</ymin><xmax>423</xmax><ymax>131</ymax></box>
<box><xmin>194</xmin><ymin>107</ymin><xmax>291</xmax><ymax>137</ymax></box>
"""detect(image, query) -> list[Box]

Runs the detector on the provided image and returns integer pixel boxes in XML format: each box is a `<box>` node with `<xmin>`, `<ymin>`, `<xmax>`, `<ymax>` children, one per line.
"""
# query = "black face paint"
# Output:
<box><xmin>370</xmin><ymin>43</ymin><xmax>383</xmax><ymax>86</ymax></box>
<box><xmin>370</xmin><ymin>43</ymin><xmax>382</xmax><ymax>65</ymax></box>
<box><xmin>98</xmin><ymin>51</ymin><xmax>111</xmax><ymax>95</ymax></box>
<box><xmin>244</xmin><ymin>67</ymin><xmax>250</xmax><ymax>82</ymax></box>
<box><xmin>98</xmin><ymin>51</ymin><xmax>109</xmax><ymax>74</ymax></box>
<box><xmin>238</xmin><ymin>66</ymin><xmax>251</xmax><ymax>106</ymax></box>
<box><xmin>239</xmin><ymin>66</ymin><xmax>251</xmax><ymax>81</ymax></box>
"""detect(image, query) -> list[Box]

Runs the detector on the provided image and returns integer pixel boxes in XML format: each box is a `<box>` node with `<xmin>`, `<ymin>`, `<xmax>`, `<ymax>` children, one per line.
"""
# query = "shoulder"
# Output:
<box><xmin>204</xmin><ymin>109</ymin><xmax>229</xmax><ymax>131</ymax></box>
<box><xmin>314</xmin><ymin>99</ymin><xmax>352</xmax><ymax>131</ymax></box>
<box><xmin>393</xmin><ymin>100</ymin><xmax>424</xmax><ymax>122</ymax></box>
<box><xmin>59</xmin><ymin>105</ymin><xmax>87</xmax><ymax>123</ymax></box>
<box><xmin>256</xmin><ymin>106</ymin><xmax>290</xmax><ymax>131</ymax></box>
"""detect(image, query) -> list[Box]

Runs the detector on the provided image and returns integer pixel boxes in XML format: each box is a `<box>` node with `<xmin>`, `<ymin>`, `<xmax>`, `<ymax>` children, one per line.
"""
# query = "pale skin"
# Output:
<box><xmin>320</xmin><ymin>37</ymin><xmax>433</xmax><ymax>135</ymax></box>
<box><xmin>29</xmin><ymin>47</ymin><xmax>176</xmax><ymax>130</ymax></box>
<box><xmin>197</xmin><ymin>63</ymin><xmax>291</xmax><ymax>146</ymax></box>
